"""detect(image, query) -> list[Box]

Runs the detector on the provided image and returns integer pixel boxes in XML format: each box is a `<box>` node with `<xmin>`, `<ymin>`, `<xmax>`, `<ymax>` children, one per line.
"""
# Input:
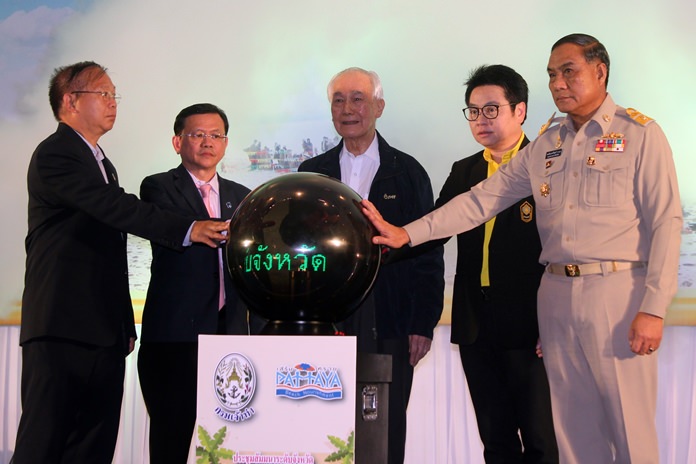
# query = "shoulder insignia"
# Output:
<box><xmin>626</xmin><ymin>108</ymin><xmax>654</xmax><ymax>126</ymax></box>
<box><xmin>538</xmin><ymin>112</ymin><xmax>556</xmax><ymax>136</ymax></box>
<box><xmin>538</xmin><ymin>112</ymin><xmax>565</xmax><ymax>136</ymax></box>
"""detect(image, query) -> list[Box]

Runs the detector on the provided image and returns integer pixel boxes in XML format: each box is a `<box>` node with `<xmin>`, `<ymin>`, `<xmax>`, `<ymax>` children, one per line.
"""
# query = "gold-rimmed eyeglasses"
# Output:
<box><xmin>180</xmin><ymin>132</ymin><xmax>228</xmax><ymax>142</ymax></box>
<box><xmin>71</xmin><ymin>90</ymin><xmax>122</xmax><ymax>104</ymax></box>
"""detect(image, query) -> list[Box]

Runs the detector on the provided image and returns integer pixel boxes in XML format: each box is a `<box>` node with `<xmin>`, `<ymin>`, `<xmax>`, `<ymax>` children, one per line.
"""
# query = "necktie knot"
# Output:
<box><xmin>199</xmin><ymin>182</ymin><xmax>211</xmax><ymax>197</ymax></box>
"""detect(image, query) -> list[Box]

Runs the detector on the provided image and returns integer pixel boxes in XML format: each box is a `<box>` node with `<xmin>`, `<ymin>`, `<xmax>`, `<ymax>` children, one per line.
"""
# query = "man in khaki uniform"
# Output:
<box><xmin>363</xmin><ymin>34</ymin><xmax>682</xmax><ymax>464</ymax></box>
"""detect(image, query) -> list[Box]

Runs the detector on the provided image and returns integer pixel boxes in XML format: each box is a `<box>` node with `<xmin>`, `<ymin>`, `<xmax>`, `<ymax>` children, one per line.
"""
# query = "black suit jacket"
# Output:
<box><xmin>436</xmin><ymin>137</ymin><xmax>544</xmax><ymax>348</ymax></box>
<box><xmin>298</xmin><ymin>132</ymin><xmax>444</xmax><ymax>340</ymax></box>
<box><xmin>139</xmin><ymin>164</ymin><xmax>255</xmax><ymax>342</ymax></box>
<box><xmin>22</xmin><ymin>123</ymin><xmax>192</xmax><ymax>349</ymax></box>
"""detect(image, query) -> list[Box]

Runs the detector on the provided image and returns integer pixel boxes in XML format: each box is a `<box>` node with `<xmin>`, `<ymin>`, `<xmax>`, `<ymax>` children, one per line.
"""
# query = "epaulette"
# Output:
<box><xmin>626</xmin><ymin>108</ymin><xmax>654</xmax><ymax>126</ymax></box>
<box><xmin>538</xmin><ymin>112</ymin><xmax>564</xmax><ymax>136</ymax></box>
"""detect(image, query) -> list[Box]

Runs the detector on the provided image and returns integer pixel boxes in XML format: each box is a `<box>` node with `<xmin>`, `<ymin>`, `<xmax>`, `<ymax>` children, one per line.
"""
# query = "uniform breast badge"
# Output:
<box><xmin>520</xmin><ymin>201</ymin><xmax>533</xmax><ymax>223</ymax></box>
<box><xmin>587</xmin><ymin>156</ymin><xmax>596</xmax><ymax>166</ymax></box>
<box><xmin>540</xmin><ymin>183</ymin><xmax>550</xmax><ymax>197</ymax></box>
<box><xmin>595</xmin><ymin>133</ymin><xmax>625</xmax><ymax>152</ymax></box>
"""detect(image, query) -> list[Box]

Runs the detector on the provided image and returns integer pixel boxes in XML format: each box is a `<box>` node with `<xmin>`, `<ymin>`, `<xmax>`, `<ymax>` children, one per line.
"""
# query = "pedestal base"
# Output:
<box><xmin>260</xmin><ymin>320</ymin><xmax>338</xmax><ymax>335</ymax></box>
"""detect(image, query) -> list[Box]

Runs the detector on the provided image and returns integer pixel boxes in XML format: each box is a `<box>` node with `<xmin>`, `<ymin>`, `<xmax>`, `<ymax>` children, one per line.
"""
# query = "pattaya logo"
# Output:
<box><xmin>275</xmin><ymin>363</ymin><xmax>343</xmax><ymax>400</ymax></box>
<box><xmin>214</xmin><ymin>352</ymin><xmax>257</xmax><ymax>422</ymax></box>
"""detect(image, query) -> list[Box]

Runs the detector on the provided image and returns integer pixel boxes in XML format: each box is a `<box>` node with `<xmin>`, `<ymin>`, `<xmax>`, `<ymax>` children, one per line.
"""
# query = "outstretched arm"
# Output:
<box><xmin>361</xmin><ymin>199</ymin><xmax>411</xmax><ymax>248</ymax></box>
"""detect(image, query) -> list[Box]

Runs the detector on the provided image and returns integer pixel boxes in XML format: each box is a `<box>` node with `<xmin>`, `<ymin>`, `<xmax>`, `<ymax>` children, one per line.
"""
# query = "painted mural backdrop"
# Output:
<box><xmin>1</xmin><ymin>0</ymin><xmax>695</xmax><ymax>324</ymax></box>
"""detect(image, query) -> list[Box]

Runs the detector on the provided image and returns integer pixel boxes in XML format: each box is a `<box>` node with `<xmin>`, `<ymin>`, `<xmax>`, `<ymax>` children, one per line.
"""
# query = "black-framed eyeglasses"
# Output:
<box><xmin>71</xmin><ymin>90</ymin><xmax>121</xmax><ymax>104</ymax></box>
<box><xmin>180</xmin><ymin>132</ymin><xmax>228</xmax><ymax>142</ymax></box>
<box><xmin>462</xmin><ymin>103</ymin><xmax>516</xmax><ymax>121</ymax></box>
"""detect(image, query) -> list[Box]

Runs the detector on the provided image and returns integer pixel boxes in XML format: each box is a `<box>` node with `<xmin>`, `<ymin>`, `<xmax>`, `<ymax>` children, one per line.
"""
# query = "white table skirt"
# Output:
<box><xmin>1</xmin><ymin>324</ymin><xmax>695</xmax><ymax>463</ymax></box>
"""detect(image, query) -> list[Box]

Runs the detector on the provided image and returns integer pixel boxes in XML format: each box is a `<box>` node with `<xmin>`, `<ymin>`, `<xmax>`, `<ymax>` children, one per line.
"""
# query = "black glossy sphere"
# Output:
<box><xmin>226</xmin><ymin>172</ymin><xmax>381</xmax><ymax>334</ymax></box>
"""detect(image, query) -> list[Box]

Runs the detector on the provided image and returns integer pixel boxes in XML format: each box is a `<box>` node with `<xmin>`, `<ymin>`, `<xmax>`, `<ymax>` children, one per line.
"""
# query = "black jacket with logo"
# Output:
<box><xmin>299</xmin><ymin>131</ymin><xmax>445</xmax><ymax>340</ymax></box>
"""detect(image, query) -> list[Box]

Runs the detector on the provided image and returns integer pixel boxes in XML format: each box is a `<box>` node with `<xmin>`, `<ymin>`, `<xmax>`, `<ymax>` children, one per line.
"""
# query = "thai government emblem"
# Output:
<box><xmin>213</xmin><ymin>352</ymin><xmax>257</xmax><ymax>423</ymax></box>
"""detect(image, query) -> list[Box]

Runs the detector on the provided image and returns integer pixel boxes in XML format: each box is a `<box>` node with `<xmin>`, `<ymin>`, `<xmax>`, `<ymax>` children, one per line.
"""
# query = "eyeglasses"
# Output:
<box><xmin>462</xmin><ymin>103</ymin><xmax>517</xmax><ymax>121</ymax></box>
<box><xmin>71</xmin><ymin>90</ymin><xmax>121</xmax><ymax>104</ymax></box>
<box><xmin>180</xmin><ymin>132</ymin><xmax>228</xmax><ymax>141</ymax></box>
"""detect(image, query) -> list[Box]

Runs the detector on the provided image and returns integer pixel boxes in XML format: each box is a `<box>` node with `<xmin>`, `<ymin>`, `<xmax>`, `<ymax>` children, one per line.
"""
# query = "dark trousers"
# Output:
<box><xmin>12</xmin><ymin>339</ymin><xmax>125</xmax><ymax>464</ymax></box>
<box><xmin>138</xmin><ymin>342</ymin><xmax>199</xmax><ymax>464</ymax></box>
<box><xmin>459</xmin><ymin>296</ymin><xmax>558</xmax><ymax>464</ymax></box>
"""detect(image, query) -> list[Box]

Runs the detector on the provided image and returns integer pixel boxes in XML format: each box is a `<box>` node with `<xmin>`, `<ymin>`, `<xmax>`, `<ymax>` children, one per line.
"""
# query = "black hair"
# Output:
<box><xmin>465</xmin><ymin>64</ymin><xmax>529</xmax><ymax>123</ymax></box>
<box><xmin>48</xmin><ymin>61</ymin><xmax>107</xmax><ymax>121</ymax></box>
<box><xmin>173</xmin><ymin>103</ymin><xmax>229</xmax><ymax>135</ymax></box>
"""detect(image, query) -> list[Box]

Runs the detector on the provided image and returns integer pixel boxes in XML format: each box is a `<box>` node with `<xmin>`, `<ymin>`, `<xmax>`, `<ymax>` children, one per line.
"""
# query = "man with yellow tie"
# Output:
<box><xmin>435</xmin><ymin>65</ymin><xmax>557</xmax><ymax>463</ymax></box>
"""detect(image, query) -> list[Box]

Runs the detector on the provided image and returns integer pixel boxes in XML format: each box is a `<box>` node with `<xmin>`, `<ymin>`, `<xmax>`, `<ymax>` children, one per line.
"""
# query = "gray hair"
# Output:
<box><xmin>326</xmin><ymin>67</ymin><xmax>383</xmax><ymax>101</ymax></box>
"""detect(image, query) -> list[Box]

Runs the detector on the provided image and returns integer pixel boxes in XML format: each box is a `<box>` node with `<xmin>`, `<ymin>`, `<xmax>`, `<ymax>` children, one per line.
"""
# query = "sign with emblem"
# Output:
<box><xmin>194</xmin><ymin>335</ymin><xmax>356</xmax><ymax>462</ymax></box>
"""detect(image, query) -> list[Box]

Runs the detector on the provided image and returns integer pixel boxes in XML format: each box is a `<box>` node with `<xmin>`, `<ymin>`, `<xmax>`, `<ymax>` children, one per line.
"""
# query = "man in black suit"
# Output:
<box><xmin>13</xmin><ymin>62</ymin><xmax>228</xmax><ymax>464</ymax></box>
<box><xmin>138</xmin><ymin>103</ymin><xmax>261</xmax><ymax>463</ymax></box>
<box><xmin>435</xmin><ymin>65</ymin><xmax>557</xmax><ymax>463</ymax></box>
<box><xmin>298</xmin><ymin>67</ymin><xmax>444</xmax><ymax>464</ymax></box>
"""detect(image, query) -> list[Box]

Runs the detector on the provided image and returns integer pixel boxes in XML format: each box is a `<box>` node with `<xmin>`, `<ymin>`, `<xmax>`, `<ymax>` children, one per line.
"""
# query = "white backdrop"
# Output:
<box><xmin>1</xmin><ymin>324</ymin><xmax>695</xmax><ymax>463</ymax></box>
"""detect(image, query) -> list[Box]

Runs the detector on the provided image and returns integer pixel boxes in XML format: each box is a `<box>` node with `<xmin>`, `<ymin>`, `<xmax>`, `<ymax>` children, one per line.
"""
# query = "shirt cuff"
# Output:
<box><xmin>183</xmin><ymin>222</ymin><xmax>195</xmax><ymax>246</ymax></box>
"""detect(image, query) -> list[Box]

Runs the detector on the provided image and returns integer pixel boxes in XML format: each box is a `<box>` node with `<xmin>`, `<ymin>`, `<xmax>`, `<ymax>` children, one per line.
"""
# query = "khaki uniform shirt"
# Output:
<box><xmin>406</xmin><ymin>94</ymin><xmax>682</xmax><ymax>318</ymax></box>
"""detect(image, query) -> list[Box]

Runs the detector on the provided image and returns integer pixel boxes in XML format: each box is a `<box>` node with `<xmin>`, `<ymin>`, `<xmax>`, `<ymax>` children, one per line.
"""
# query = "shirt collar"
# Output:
<box><xmin>590</xmin><ymin>93</ymin><xmax>618</xmax><ymax>135</ymax></box>
<box><xmin>71</xmin><ymin>127</ymin><xmax>103</xmax><ymax>161</ymax></box>
<box><xmin>340</xmin><ymin>133</ymin><xmax>380</xmax><ymax>162</ymax></box>
<box><xmin>559</xmin><ymin>93</ymin><xmax>616</xmax><ymax>136</ymax></box>
<box><xmin>482</xmin><ymin>132</ymin><xmax>525</xmax><ymax>166</ymax></box>
<box><xmin>189</xmin><ymin>171</ymin><xmax>220</xmax><ymax>194</ymax></box>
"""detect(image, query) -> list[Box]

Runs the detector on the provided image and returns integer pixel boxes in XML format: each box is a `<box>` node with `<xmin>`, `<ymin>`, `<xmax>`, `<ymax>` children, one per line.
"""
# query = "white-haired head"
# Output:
<box><xmin>327</xmin><ymin>67</ymin><xmax>383</xmax><ymax>102</ymax></box>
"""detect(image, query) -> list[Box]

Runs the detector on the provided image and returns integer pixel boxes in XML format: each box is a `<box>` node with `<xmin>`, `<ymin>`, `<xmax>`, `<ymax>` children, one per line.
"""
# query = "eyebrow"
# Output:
<box><xmin>332</xmin><ymin>90</ymin><xmax>367</xmax><ymax>101</ymax></box>
<box><xmin>548</xmin><ymin>60</ymin><xmax>575</xmax><ymax>72</ymax></box>
<box><xmin>187</xmin><ymin>128</ymin><xmax>225</xmax><ymax>133</ymax></box>
<box><xmin>470</xmin><ymin>100</ymin><xmax>504</xmax><ymax>107</ymax></box>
